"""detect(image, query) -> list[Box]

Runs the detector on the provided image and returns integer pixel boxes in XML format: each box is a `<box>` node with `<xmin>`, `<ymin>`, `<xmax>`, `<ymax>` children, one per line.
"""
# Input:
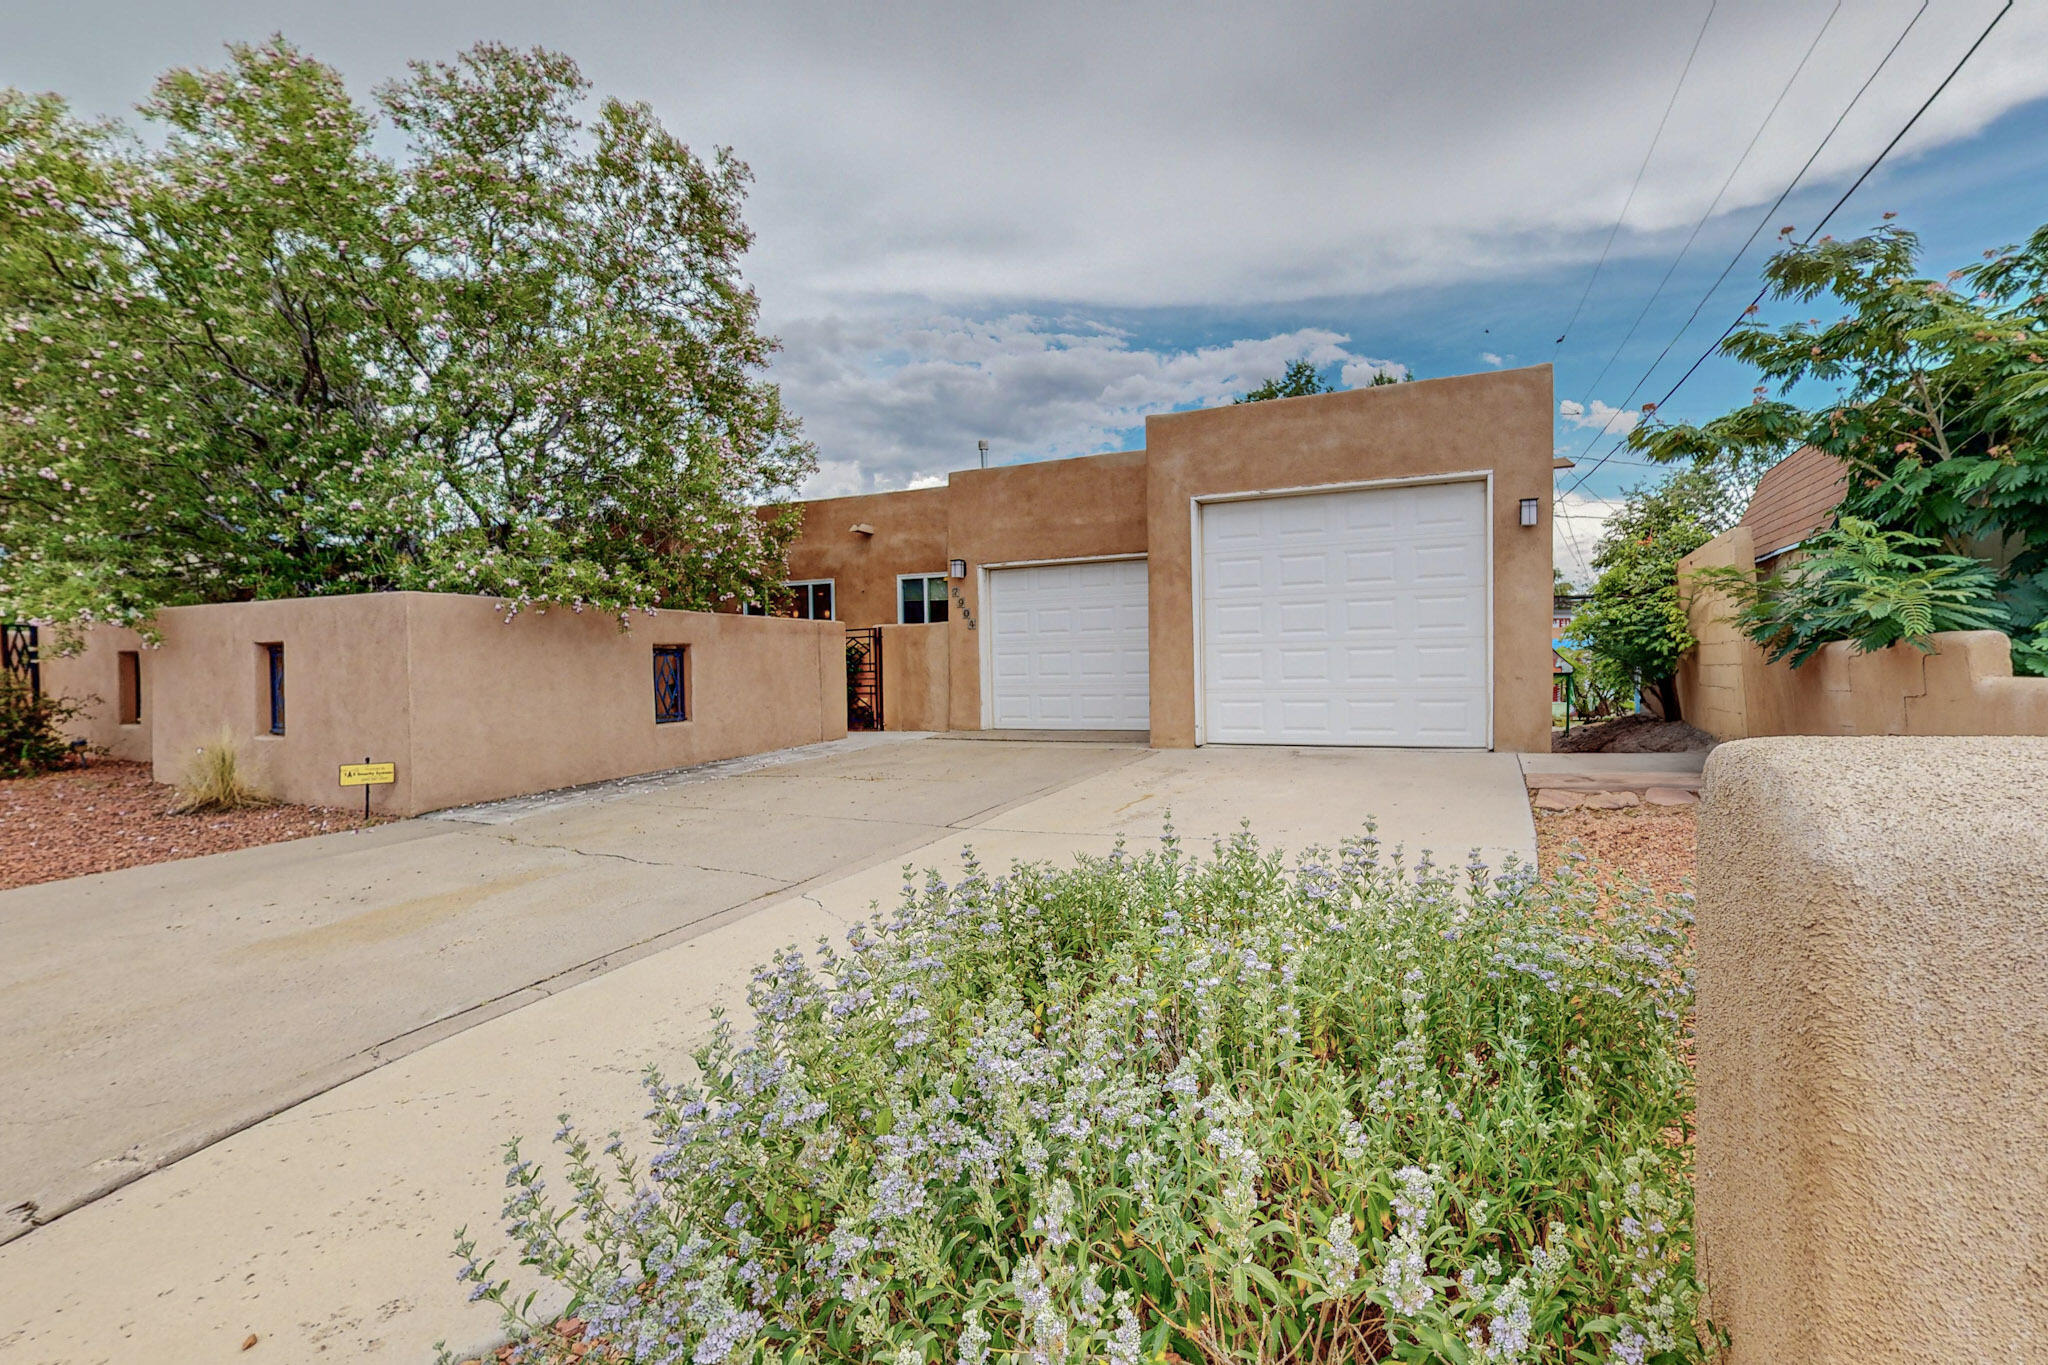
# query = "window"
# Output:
<box><xmin>117</xmin><ymin>651</ymin><xmax>142</xmax><ymax>725</ymax></box>
<box><xmin>262</xmin><ymin>642</ymin><xmax>285</xmax><ymax>735</ymax></box>
<box><xmin>653</xmin><ymin>645</ymin><xmax>689</xmax><ymax>723</ymax></box>
<box><xmin>898</xmin><ymin>573</ymin><xmax>950</xmax><ymax>624</ymax></box>
<box><xmin>742</xmin><ymin>580</ymin><xmax>834</xmax><ymax>619</ymax></box>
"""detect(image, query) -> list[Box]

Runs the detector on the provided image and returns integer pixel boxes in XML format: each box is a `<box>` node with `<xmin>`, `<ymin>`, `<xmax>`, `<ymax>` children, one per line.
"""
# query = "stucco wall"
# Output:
<box><xmin>1695</xmin><ymin>736</ymin><xmax>2048</xmax><ymax>1362</ymax></box>
<box><xmin>945</xmin><ymin>450</ymin><xmax>1149</xmax><ymax>730</ymax></box>
<box><xmin>38</xmin><ymin>625</ymin><xmax>154</xmax><ymax>763</ymax></box>
<box><xmin>781</xmin><ymin>486</ymin><xmax>950</xmax><ymax>627</ymax></box>
<box><xmin>1678</xmin><ymin>529</ymin><xmax>2048</xmax><ymax>739</ymax></box>
<box><xmin>878</xmin><ymin>623</ymin><xmax>950</xmax><ymax>731</ymax></box>
<box><xmin>48</xmin><ymin>594</ymin><xmax>845</xmax><ymax>815</ymax></box>
<box><xmin>1142</xmin><ymin>366</ymin><xmax>1556</xmax><ymax>750</ymax></box>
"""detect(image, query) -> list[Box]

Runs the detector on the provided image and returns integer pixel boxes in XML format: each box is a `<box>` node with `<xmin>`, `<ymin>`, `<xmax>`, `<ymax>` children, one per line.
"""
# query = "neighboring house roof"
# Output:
<box><xmin>1740</xmin><ymin>445</ymin><xmax>1850</xmax><ymax>563</ymax></box>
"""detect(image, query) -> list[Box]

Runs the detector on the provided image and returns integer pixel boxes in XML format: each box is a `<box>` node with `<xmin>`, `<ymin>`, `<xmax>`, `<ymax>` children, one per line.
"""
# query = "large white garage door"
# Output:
<box><xmin>987</xmin><ymin>559</ymin><xmax>1149</xmax><ymax>729</ymax></box>
<box><xmin>1200</xmin><ymin>481</ymin><xmax>1489</xmax><ymax>747</ymax></box>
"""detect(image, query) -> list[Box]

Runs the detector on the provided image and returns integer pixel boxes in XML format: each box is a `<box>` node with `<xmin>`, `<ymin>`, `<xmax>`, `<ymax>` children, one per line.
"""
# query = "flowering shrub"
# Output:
<box><xmin>454</xmin><ymin>824</ymin><xmax>1706</xmax><ymax>1364</ymax></box>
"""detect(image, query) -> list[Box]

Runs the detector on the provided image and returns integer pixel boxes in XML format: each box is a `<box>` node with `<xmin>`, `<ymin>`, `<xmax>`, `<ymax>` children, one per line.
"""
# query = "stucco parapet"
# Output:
<box><xmin>1695</xmin><ymin>736</ymin><xmax>2048</xmax><ymax>1362</ymax></box>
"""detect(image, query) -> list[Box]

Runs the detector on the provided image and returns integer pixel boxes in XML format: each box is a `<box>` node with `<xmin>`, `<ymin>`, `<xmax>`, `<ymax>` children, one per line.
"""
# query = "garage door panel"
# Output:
<box><xmin>1201</xmin><ymin>483</ymin><xmax>1488</xmax><ymax>748</ymax></box>
<box><xmin>987</xmin><ymin>560</ymin><xmax>1149</xmax><ymax>730</ymax></box>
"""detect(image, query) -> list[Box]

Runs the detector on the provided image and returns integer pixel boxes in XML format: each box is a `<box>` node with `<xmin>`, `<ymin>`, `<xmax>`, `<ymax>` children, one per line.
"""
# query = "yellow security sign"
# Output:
<box><xmin>339</xmin><ymin>762</ymin><xmax>396</xmax><ymax>787</ymax></box>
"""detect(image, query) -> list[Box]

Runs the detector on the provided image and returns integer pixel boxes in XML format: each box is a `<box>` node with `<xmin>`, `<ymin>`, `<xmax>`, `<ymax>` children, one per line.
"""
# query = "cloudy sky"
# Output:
<box><xmin>9</xmin><ymin>0</ymin><xmax>2048</xmax><ymax>580</ymax></box>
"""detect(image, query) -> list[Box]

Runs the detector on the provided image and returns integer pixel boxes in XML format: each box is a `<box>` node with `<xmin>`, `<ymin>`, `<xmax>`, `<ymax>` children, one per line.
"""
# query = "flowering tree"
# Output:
<box><xmin>0</xmin><ymin>40</ymin><xmax>813</xmax><ymax>633</ymax></box>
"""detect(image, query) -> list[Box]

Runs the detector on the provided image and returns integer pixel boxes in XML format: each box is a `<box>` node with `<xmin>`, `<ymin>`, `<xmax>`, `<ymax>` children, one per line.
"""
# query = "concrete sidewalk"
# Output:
<box><xmin>0</xmin><ymin>743</ymin><xmax>1533</xmax><ymax>1364</ymax></box>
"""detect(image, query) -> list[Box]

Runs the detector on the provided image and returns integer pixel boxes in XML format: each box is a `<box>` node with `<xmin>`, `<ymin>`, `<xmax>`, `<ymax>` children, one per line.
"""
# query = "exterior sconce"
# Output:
<box><xmin>1519</xmin><ymin>498</ymin><xmax>1540</xmax><ymax>527</ymax></box>
<box><xmin>850</xmin><ymin>522</ymin><xmax>875</xmax><ymax>537</ymax></box>
<box><xmin>949</xmin><ymin>558</ymin><xmax>967</xmax><ymax>579</ymax></box>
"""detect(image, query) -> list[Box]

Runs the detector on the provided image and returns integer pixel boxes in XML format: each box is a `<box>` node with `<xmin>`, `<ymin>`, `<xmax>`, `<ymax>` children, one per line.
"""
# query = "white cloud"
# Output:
<box><xmin>778</xmin><ymin>314</ymin><xmax>1403</xmax><ymax>493</ymax></box>
<box><xmin>1338</xmin><ymin>358</ymin><xmax>1408</xmax><ymax>388</ymax></box>
<box><xmin>1558</xmin><ymin>399</ymin><xmax>1641</xmax><ymax>436</ymax></box>
<box><xmin>1481</xmin><ymin>352</ymin><xmax>1508</xmax><ymax>368</ymax></box>
<box><xmin>1553</xmin><ymin>492</ymin><xmax>1624</xmax><ymax>587</ymax></box>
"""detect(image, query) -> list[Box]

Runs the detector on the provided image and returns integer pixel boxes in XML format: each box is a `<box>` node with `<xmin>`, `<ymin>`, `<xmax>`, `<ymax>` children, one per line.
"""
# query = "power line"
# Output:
<box><xmin>1560</xmin><ymin>1</ymin><xmax>1842</xmax><ymax>453</ymax></box>
<box><xmin>1562</xmin><ymin>0</ymin><xmax>1983</xmax><ymax>501</ymax></box>
<box><xmin>1552</xmin><ymin>1</ymin><xmax>1721</xmax><ymax>352</ymax></box>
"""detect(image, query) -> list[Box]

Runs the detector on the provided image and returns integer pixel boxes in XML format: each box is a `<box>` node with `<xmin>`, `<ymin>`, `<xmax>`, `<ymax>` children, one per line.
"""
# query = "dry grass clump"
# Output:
<box><xmin>168</xmin><ymin>729</ymin><xmax>268</xmax><ymax>814</ymax></box>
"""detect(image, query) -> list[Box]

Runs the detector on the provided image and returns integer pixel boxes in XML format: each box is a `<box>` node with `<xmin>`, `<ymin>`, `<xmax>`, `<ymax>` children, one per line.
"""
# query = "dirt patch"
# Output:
<box><xmin>1552</xmin><ymin>713</ymin><xmax>1718</xmax><ymax>754</ymax></box>
<box><xmin>1534</xmin><ymin>797</ymin><xmax>1696</xmax><ymax>901</ymax></box>
<box><xmin>0</xmin><ymin>761</ymin><xmax>390</xmax><ymax>891</ymax></box>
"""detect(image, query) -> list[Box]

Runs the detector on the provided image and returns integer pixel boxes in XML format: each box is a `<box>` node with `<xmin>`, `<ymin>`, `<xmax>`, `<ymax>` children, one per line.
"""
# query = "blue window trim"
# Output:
<box><xmin>265</xmin><ymin>643</ymin><xmax>285</xmax><ymax>735</ymax></box>
<box><xmin>653</xmin><ymin>645</ymin><xmax>688</xmax><ymax>724</ymax></box>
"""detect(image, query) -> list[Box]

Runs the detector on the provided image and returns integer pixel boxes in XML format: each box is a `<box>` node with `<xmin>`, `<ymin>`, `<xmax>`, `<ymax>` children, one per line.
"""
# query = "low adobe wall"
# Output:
<box><xmin>38</xmin><ymin>625</ymin><xmax>154</xmax><ymax>763</ymax></box>
<box><xmin>878</xmin><ymin>623</ymin><xmax>950</xmax><ymax>731</ymax></box>
<box><xmin>45</xmin><ymin>594</ymin><xmax>845</xmax><ymax>815</ymax></box>
<box><xmin>1695</xmin><ymin>737</ymin><xmax>2048</xmax><ymax>1361</ymax></box>
<box><xmin>1677</xmin><ymin>528</ymin><xmax>2048</xmax><ymax>738</ymax></box>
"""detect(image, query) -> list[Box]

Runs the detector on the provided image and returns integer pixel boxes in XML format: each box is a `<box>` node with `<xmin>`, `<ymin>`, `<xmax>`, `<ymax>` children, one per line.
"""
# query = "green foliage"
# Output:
<box><xmin>456</xmin><ymin>828</ymin><xmax>1707</xmax><ymax>1365</ymax></box>
<box><xmin>0</xmin><ymin>40</ymin><xmax>814</xmax><ymax>633</ymax></box>
<box><xmin>1630</xmin><ymin>215</ymin><xmax>2048</xmax><ymax>663</ymax></box>
<box><xmin>1236</xmin><ymin>359</ymin><xmax>1337</xmax><ymax>403</ymax></box>
<box><xmin>1690</xmin><ymin>518</ymin><xmax>2011</xmax><ymax>670</ymax></box>
<box><xmin>1569</xmin><ymin>468</ymin><xmax>1742</xmax><ymax>712</ymax></box>
<box><xmin>0</xmin><ymin>677</ymin><xmax>90</xmax><ymax>778</ymax></box>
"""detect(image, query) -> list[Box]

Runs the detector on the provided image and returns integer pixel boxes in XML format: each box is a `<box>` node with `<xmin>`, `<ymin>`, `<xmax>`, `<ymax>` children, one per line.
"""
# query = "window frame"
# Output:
<box><xmin>653</xmin><ymin>644</ymin><xmax>690</xmax><ymax>724</ymax></box>
<box><xmin>896</xmin><ymin>572</ymin><xmax>951</xmax><ymax>625</ymax></box>
<box><xmin>261</xmin><ymin>642</ymin><xmax>285</xmax><ymax>735</ymax></box>
<box><xmin>742</xmin><ymin>578</ymin><xmax>835</xmax><ymax>620</ymax></box>
<box><xmin>117</xmin><ymin>650</ymin><xmax>142</xmax><ymax>726</ymax></box>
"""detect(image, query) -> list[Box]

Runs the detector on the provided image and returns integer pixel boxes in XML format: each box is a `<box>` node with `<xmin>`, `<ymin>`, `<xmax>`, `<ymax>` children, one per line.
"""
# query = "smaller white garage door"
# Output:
<box><xmin>987</xmin><ymin>559</ymin><xmax>1149</xmax><ymax>729</ymax></box>
<box><xmin>1201</xmin><ymin>480</ymin><xmax>1489</xmax><ymax>747</ymax></box>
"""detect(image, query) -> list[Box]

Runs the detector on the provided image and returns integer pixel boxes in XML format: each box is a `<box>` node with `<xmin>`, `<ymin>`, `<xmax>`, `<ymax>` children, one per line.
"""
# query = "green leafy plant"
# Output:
<box><xmin>1569</xmin><ymin>467</ymin><xmax>1744</xmax><ymax>720</ymax></box>
<box><xmin>0</xmin><ymin>41</ymin><xmax>814</xmax><ymax>637</ymax></box>
<box><xmin>0</xmin><ymin>677</ymin><xmax>92</xmax><ymax>778</ymax></box>
<box><xmin>452</xmin><ymin>827</ymin><xmax>1708</xmax><ymax>1364</ymax></box>
<box><xmin>1631</xmin><ymin>215</ymin><xmax>2048</xmax><ymax>673</ymax></box>
<box><xmin>1691</xmin><ymin>517</ymin><xmax>2010</xmax><ymax>670</ymax></box>
<box><xmin>167</xmin><ymin>728</ymin><xmax>266</xmax><ymax>813</ymax></box>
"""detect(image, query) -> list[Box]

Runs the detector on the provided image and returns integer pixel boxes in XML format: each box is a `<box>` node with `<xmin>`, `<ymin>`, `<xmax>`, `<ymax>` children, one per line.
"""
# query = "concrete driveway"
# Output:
<box><xmin>0</xmin><ymin>736</ymin><xmax>1531</xmax><ymax>1364</ymax></box>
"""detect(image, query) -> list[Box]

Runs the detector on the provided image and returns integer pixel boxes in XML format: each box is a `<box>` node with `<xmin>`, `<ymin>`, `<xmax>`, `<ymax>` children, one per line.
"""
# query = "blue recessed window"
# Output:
<box><xmin>263</xmin><ymin>642</ymin><xmax>285</xmax><ymax>735</ymax></box>
<box><xmin>653</xmin><ymin>645</ymin><xmax>689</xmax><ymax>723</ymax></box>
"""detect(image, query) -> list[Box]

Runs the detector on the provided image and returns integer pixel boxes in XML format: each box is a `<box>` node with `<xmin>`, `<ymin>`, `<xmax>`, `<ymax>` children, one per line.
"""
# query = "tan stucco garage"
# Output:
<box><xmin>779</xmin><ymin>365</ymin><xmax>1555</xmax><ymax>751</ymax></box>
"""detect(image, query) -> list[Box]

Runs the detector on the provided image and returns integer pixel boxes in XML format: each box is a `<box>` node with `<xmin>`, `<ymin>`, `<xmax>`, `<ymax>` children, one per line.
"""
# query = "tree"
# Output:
<box><xmin>1235</xmin><ymin>359</ymin><xmax>1335</xmax><ymax>403</ymax></box>
<box><xmin>1570</xmin><ymin>466</ymin><xmax>1743</xmax><ymax>721</ymax></box>
<box><xmin>0</xmin><ymin>40</ymin><xmax>814</xmax><ymax>636</ymax></box>
<box><xmin>1629</xmin><ymin>216</ymin><xmax>2048</xmax><ymax>673</ymax></box>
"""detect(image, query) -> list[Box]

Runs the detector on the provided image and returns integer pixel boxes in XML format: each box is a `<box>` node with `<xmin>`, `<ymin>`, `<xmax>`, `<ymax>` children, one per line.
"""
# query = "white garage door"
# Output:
<box><xmin>1200</xmin><ymin>481</ymin><xmax>1489</xmax><ymax>747</ymax></box>
<box><xmin>987</xmin><ymin>559</ymin><xmax>1150</xmax><ymax>729</ymax></box>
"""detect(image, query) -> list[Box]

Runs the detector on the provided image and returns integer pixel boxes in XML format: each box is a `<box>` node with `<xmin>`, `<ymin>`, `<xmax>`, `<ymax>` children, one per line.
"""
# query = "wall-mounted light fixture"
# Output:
<box><xmin>949</xmin><ymin>558</ymin><xmax>967</xmax><ymax>579</ymax></box>
<box><xmin>850</xmin><ymin>522</ymin><xmax>875</xmax><ymax>537</ymax></box>
<box><xmin>1519</xmin><ymin>498</ymin><xmax>1540</xmax><ymax>527</ymax></box>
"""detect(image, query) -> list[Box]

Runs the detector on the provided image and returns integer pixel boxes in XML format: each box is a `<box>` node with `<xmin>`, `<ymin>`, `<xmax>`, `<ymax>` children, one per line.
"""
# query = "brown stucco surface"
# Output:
<box><xmin>1142</xmin><ymin>366</ymin><xmax>1555</xmax><ymax>749</ymax></box>
<box><xmin>1694</xmin><ymin>737</ymin><xmax>2048</xmax><ymax>1362</ymax></box>
<box><xmin>39</xmin><ymin>625</ymin><xmax>154</xmax><ymax>763</ymax></box>
<box><xmin>1678</xmin><ymin>528</ymin><xmax>2048</xmax><ymax>739</ymax></box>
<box><xmin>781</xmin><ymin>486</ymin><xmax>950</xmax><ymax>626</ymax></box>
<box><xmin>879</xmin><ymin>623</ymin><xmax>951</xmax><ymax>731</ymax></box>
<box><xmin>49</xmin><ymin>595</ymin><xmax>846</xmax><ymax>815</ymax></box>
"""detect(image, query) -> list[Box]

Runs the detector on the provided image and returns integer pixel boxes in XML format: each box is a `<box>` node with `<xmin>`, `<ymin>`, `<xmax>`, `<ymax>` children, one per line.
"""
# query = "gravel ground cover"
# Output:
<box><xmin>0</xmin><ymin>760</ymin><xmax>387</xmax><ymax>891</ymax></box>
<box><xmin>1533</xmin><ymin>800</ymin><xmax>1697</xmax><ymax>901</ymax></box>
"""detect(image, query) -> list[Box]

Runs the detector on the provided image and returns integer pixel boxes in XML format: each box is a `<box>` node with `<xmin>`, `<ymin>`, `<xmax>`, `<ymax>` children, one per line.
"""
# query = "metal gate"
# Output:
<box><xmin>845</xmin><ymin>627</ymin><xmax>883</xmax><ymax>731</ymax></box>
<box><xmin>1</xmin><ymin>623</ymin><xmax>37</xmax><ymax>696</ymax></box>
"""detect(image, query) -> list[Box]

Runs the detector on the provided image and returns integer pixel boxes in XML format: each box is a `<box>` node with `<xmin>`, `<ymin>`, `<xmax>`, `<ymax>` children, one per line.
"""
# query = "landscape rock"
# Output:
<box><xmin>1532</xmin><ymin>789</ymin><xmax>1586</xmax><ymax>810</ymax></box>
<box><xmin>1643</xmin><ymin>786</ymin><xmax>1699</xmax><ymax>806</ymax></box>
<box><xmin>1581</xmin><ymin>790</ymin><xmax>1641</xmax><ymax>809</ymax></box>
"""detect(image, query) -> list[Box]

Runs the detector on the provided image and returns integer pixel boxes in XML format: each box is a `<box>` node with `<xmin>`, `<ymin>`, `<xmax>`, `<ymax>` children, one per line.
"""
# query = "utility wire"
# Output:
<box><xmin>1552</xmin><ymin>1</ymin><xmax>1720</xmax><ymax>352</ymax></box>
<box><xmin>1562</xmin><ymin>0</ymin><xmax>1992</xmax><ymax>501</ymax></box>
<box><xmin>1560</xmin><ymin>1</ymin><xmax>1842</xmax><ymax>453</ymax></box>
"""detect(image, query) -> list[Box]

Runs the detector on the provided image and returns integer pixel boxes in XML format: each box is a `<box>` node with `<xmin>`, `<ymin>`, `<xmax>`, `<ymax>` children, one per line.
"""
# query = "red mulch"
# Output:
<box><xmin>0</xmin><ymin>760</ymin><xmax>390</xmax><ymax>891</ymax></box>
<box><xmin>1533</xmin><ymin>799</ymin><xmax>1697</xmax><ymax>901</ymax></box>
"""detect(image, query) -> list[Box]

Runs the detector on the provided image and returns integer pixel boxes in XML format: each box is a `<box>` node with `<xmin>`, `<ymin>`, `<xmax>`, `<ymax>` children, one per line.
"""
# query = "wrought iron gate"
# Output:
<box><xmin>845</xmin><ymin>627</ymin><xmax>883</xmax><ymax>731</ymax></box>
<box><xmin>1</xmin><ymin>623</ymin><xmax>37</xmax><ymax>696</ymax></box>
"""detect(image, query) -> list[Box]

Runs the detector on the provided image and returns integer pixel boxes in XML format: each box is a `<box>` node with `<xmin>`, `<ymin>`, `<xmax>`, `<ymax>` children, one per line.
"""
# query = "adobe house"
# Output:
<box><xmin>762</xmin><ymin>365</ymin><xmax>1556</xmax><ymax>751</ymax></box>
